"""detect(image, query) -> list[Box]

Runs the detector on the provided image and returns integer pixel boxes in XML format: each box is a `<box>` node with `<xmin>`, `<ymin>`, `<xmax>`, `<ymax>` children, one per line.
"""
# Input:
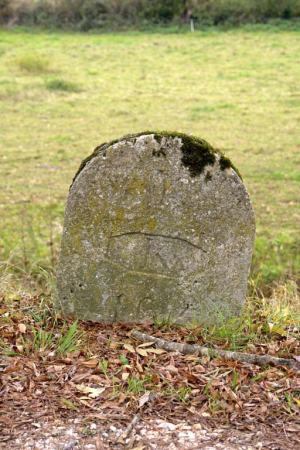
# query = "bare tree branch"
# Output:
<box><xmin>131</xmin><ymin>330</ymin><xmax>300</xmax><ymax>371</ymax></box>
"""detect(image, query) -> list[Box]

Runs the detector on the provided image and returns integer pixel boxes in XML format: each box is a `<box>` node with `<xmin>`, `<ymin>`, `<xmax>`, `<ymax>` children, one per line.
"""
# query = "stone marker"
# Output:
<box><xmin>57</xmin><ymin>132</ymin><xmax>255</xmax><ymax>324</ymax></box>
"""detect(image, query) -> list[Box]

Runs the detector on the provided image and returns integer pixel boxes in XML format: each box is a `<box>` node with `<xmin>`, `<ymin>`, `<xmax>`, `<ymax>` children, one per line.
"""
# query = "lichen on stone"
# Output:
<box><xmin>71</xmin><ymin>130</ymin><xmax>242</xmax><ymax>188</ymax></box>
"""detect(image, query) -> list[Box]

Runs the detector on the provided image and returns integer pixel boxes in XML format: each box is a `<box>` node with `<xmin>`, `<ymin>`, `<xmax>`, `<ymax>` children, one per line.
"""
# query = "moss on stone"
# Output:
<box><xmin>179</xmin><ymin>134</ymin><xmax>216</xmax><ymax>177</ymax></box>
<box><xmin>152</xmin><ymin>148</ymin><xmax>166</xmax><ymax>157</ymax></box>
<box><xmin>219</xmin><ymin>154</ymin><xmax>242</xmax><ymax>179</ymax></box>
<box><xmin>71</xmin><ymin>130</ymin><xmax>242</xmax><ymax>188</ymax></box>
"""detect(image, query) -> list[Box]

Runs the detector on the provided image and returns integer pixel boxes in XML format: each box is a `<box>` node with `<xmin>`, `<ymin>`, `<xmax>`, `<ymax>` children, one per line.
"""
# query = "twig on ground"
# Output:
<box><xmin>85</xmin><ymin>413</ymin><xmax>129</xmax><ymax>421</ymax></box>
<box><xmin>117</xmin><ymin>413</ymin><xmax>141</xmax><ymax>444</ymax></box>
<box><xmin>126</xmin><ymin>432</ymin><xmax>136</xmax><ymax>449</ymax></box>
<box><xmin>131</xmin><ymin>330</ymin><xmax>300</xmax><ymax>371</ymax></box>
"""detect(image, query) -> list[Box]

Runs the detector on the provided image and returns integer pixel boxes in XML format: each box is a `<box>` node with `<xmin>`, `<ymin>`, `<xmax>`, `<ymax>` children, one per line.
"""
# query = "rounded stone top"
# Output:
<box><xmin>71</xmin><ymin>131</ymin><xmax>242</xmax><ymax>188</ymax></box>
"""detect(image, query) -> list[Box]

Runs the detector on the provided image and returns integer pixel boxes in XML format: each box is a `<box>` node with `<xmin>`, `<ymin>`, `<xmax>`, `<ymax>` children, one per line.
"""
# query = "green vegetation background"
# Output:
<box><xmin>0</xmin><ymin>25</ymin><xmax>299</xmax><ymax>292</ymax></box>
<box><xmin>1</xmin><ymin>0</ymin><xmax>300</xmax><ymax>30</ymax></box>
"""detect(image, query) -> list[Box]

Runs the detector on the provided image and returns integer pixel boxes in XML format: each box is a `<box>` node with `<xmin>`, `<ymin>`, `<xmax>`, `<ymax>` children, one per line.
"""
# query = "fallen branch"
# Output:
<box><xmin>131</xmin><ymin>330</ymin><xmax>300</xmax><ymax>371</ymax></box>
<box><xmin>116</xmin><ymin>413</ymin><xmax>141</xmax><ymax>444</ymax></box>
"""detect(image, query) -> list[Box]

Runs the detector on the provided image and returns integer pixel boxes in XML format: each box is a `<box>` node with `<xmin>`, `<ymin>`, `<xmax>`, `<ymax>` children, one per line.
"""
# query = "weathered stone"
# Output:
<box><xmin>57</xmin><ymin>132</ymin><xmax>255</xmax><ymax>324</ymax></box>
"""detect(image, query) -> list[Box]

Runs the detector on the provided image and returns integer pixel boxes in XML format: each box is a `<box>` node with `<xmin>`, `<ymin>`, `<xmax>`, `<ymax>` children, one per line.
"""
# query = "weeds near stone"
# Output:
<box><xmin>55</xmin><ymin>320</ymin><xmax>83</xmax><ymax>355</ymax></box>
<box><xmin>153</xmin><ymin>313</ymin><xmax>172</xmax><ymax>330</ymax></box>
<box><xmin>0</xmin><ymin>292</ymin><xmax>84</xmax><ymax>356</ymax></box>
<box><xmin>173</xmin><ymin>386</ymin><xmax>191</xmax><ymax>404</ymax></box>
<box><xmin>125</xmin><ymin>375</ymin><xmax>151</xmax><ymax>395</ymax></box>
<box><xmin>98</xmin><ymin>358</ymin><xmax>109</xmax><ymax>377</ymax></box>
<box><xmin>180</xmin><ymin>278</ymin><xmax>300</xmax><ymax>355</ymax></box>
<box><xmin>29</xmin><ymin>324</ymin><xmax>55</xmax><ymax>353</ymax></box>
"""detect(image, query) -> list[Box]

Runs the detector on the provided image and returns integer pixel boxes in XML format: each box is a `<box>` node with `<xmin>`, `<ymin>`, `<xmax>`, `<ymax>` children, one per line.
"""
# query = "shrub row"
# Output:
<box><xmin>1</xmin><ymin>0</ymin><xmax>300</xmax><ymax>29</ymax></box>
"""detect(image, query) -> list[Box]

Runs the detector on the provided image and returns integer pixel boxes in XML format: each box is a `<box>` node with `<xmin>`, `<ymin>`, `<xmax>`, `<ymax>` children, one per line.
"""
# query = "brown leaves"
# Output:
<box><xmin>1</xmin><ymin>296</ymin><xmax>300</xmax><ymax>446</ymax></box>
<box><xmin>124</xmin><ymin>341</ymin><xmax>166</xmax><ymax>357</ymax></box>
<box><xmin>76</xmin><ymin>385</ymin><xmax>106</xmax><ymax>398</ymax></box>
<box><xmin>81</xmin><ymin>358</ymin><xmax>99</xmax><ymax>368</ymax></box>
<box><xmin>18</xmin><ymin>323</ymin><xmax>27</xmax><ymax>333</ymax></box>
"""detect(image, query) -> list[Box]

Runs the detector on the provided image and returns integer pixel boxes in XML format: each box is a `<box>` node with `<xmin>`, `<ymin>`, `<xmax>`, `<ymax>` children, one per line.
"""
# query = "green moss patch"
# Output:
<box><xmin>71</xmin><ymin>131</ymin><xmax>242</xmax><ymax>188</ymax></box>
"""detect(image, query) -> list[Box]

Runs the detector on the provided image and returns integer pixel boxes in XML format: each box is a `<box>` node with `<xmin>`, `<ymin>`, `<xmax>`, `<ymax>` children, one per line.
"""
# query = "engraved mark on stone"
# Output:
<box><xmin>106</xmin><ymin>232</ymin><xmax>206</xmax><ymax>278</ymax></box>
<box><xmin>99</xmin><ymin>255</ymin><xmax>179</xmax><ymax>280</ymax></box>
<box><xmin>154</xmin><ymin>249</ymin><xmax>169</xmax><ymax>271</ymax></box>
<box><xmin>110</xmin><ymin>232</ymin><xmax>207</xmax><ymax>252</ymax></box>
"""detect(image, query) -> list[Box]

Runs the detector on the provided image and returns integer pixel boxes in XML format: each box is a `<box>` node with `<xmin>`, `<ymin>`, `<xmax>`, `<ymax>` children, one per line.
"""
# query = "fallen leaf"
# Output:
<box><xmin>293</xmin><ymin>397</ymin><xmax>300</xmax><ymax>406</ymax></box>
<box><xmin>146</xmin><ymin>348</ymin><xmax>165</xmax><ymax>354</ymax></box>
<box><xmin>0</xmin><ymin>417</ymin><xmax>13</xmax><ymax>424</ymax></box>
<box><xmin>136</xmin><ymin>362</ymin><xmax>143</xmax><ymax>372</ymax></box>
<box><xmin>78</xmin><ymin>398</ymin><xmax>93</xmax><ymax>407</ymax></box>
<box><xmin>124</xmin><ymin>343</ymin><xmax>136</xmax><ymax>353</ymax></box>
<box><xmin>18</xmin><ymin>323</ymin><xmax>26</xmax><ymax>333</ymax></box>
<box><xmin>76</xmin><ymin>385</ymin><xmax>106</xmax><ymax>398</ymax></box>
<box><xmin>81</xmin><ymin>359</ymin><xmax>99</xmax><ymax>368</ymax></box>
<box><xmin>138</xmin><ymin>342</ymin><xmax>154</xmax><ymax>348</ymax></box>
<box><xmin>122</xmin><ymin>372</ymin><xmax>129</xmax><ymax>381</ymax></box>
<box><xmin>165</xmin><ymin>365</ymin><xmax>178</xmax><ymax>373</ymax></box>
<box><xmin>152</xmin><ymin>374</ymin><xmax>160</xmax><ymax>383</ymax></box>
<box><xmin>109</xmin><ymin>342</ymin><xmax>122</xmax><ymax>349</ymax></box>
<box><xmin>138</xmin><ymin>391</ymin><xmax>150</xmax><ymax>408</ymax></box>
<box><xmin>118</xmin><ymin>393</ymin><xmax>127</xmax><ymax>404</ymax></box>
<box><xmin>136</xmin><ymin>348</ymin><xmax>148</xmax><ymax>357</ymax></box>
<box><xmin>33</xmin><ymin>375</ymin><xmax>51</xmax><ymax>382</ymax></box>
<box><xmin>181</xmin><ymin>370</ymin><xmax>199</xmax><ymax>382</ymax></box>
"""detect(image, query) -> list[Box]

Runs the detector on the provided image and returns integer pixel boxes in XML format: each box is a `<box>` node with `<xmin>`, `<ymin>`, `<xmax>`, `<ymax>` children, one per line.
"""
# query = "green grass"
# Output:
<box><xmin>0</xmin><ymin>299</ymin><xmax>84</xmax><ymax>356</ymax></box>
<box><xmin>45</xmin><ymin>78</ymin><xmax>81</xmax><ymax>92</ymax></box>
<box><xmin>0</xmin><ymin>26</ymin><xmax>299</xmax><ymax>291</ymax></box>
<box><xmin>12</xmin><ymin>53</ymin><xmax>50</xmax><ymax>73</ymax></box>
<box><xmin>183</xmin><ymin>277</ymin><xmax>300</xmax><ymax>353</ymax></box>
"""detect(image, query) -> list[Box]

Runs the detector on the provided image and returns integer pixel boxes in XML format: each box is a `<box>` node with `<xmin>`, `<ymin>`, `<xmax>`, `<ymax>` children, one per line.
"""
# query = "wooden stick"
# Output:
<box><xmin>131</xmin><ymin>330</ymin><xmax>300</xmax><ymax>371</ymax></box>
<box><xmin>116</xmin><ymin>413</ymin><xmax>141</xmax><ymax>444</ymax></box>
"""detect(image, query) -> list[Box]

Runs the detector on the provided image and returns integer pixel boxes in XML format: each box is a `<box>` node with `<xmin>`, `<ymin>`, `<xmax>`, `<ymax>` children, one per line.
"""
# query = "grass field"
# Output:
<box><xmin>0</xmin><ymin>28</ymin><xmax>300</xmax><ymax>442</ymax></box>
<box><xmin>0</xmin><ymin>26</ymin><xmax>299</xmax><ymax>292</ymax></box>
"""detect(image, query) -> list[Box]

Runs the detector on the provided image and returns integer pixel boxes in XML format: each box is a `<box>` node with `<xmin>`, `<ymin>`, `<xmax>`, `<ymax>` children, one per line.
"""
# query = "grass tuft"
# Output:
<box><xmin>14</xmin><ymin>54</ymin><xmax>50</xmax><ymax>74</ymax></box>
<box><xmin>45</xmin><ymin>78</ymin><xmax>81</xmax><ymax>92</ymax></box>
<box><xmin>183</xmin><ymin>278</ymin><xmax>300</xmax><ymax>353</ymax></box>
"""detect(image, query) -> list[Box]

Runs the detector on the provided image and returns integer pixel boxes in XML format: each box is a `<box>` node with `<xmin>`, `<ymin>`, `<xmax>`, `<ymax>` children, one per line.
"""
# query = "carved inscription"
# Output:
<box><xmin>106</xmin><ymin>232</ymin><xmax>205</xmax><ymax>278</ymax></box>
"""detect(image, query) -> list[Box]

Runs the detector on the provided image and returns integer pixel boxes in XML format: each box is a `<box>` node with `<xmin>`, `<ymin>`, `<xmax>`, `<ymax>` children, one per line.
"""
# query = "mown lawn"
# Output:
<box><xmin>0</xmin><ymin>26</ymin><xmax>299</xmax><ymax>289</ymax></box>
